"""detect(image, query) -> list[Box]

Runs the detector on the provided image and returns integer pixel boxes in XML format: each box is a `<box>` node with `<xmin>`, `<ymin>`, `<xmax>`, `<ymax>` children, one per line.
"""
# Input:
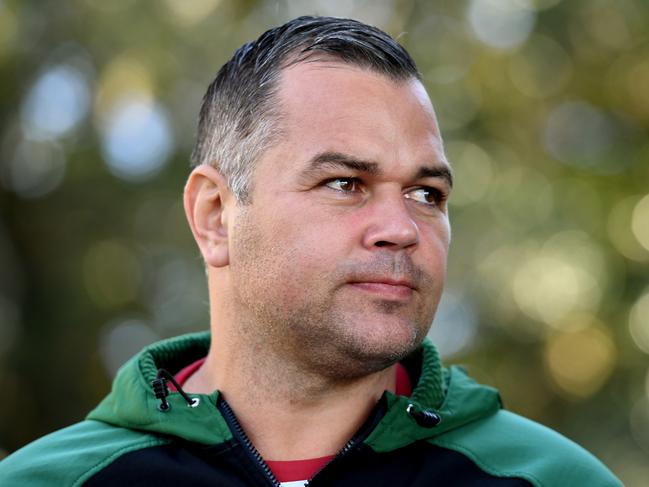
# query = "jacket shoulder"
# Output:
<box><xmin>430</xmin><ymin>409</ymin><xmax>621</xmax><ymax>487</ymax></box>
<box><xmin>0</xmin><ymin>419</ymin><xmax>169</xmax><ymax>486</ymax></box>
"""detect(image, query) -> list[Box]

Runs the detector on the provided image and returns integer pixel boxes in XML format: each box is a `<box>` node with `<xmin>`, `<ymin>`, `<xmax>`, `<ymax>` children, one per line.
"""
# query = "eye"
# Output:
<box><xmin>405</xmin><ymin>187</ymin><xmax>445</xmax><ymax>207</ymax></box>
<box><xmin>324</xmin><ymin>178</ymin><xmax>361</xmax><ymax>193</ymax></box>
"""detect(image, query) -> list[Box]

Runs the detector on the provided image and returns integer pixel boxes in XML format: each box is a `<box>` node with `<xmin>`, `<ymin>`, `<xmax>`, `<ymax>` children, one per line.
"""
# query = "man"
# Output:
<box><xmin>0</xmin><ymin>16</ymin><xmax>621</xmax><ymax>486</ymax></box>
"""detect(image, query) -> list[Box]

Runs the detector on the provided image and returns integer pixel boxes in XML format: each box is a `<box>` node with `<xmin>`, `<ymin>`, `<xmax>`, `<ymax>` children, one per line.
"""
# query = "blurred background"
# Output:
<box><xmin>0</xmin><ymin>0</ymin><xmax>648</xmax><ymax>483</ymax></box>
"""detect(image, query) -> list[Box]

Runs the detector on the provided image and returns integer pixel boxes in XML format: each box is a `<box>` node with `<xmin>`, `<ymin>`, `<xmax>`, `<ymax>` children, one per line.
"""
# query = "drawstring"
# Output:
<box><xmin>151</xmin><ymin>369</ymin><xmax>199</xmax><ymax>411</ymax></box>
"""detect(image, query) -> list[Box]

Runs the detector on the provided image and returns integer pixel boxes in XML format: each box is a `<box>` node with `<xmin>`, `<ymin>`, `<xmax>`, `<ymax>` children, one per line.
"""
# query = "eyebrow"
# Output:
<box><xmin>306</xmin><ymin>151</ymin><xmax>380</xmax><ymax>175</ymax></box>
<box><xmin>416</xmin><ymin>166</ymin><xmax>454</xmax><ymax>188</ymax></box>
<box><xmin>304</xmin><ymin>151</ymin><xmax>453</xmax><ymax>187</ymax></box>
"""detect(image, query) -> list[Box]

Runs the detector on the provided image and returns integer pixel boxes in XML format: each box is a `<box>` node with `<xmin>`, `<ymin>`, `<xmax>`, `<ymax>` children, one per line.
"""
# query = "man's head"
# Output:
<box><xmin>185</xmin><ymin>16</ymin><xmax>452</xmax><ymax>380</ymax></box>
<box><xmin>190</xmin><ymin>15</ymin><xmax>420</xmax><ymax>203</ymax></box>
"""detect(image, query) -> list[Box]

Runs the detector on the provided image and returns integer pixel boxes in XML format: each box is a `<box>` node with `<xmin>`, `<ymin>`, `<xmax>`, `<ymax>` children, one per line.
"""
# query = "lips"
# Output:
<box><xmin>348</xmin><ymin>275</ymin><xmax>416</xmax><ymax>289</ymax></box>
<box><xmin>347</xmin><ymin>277</ymin><xmax>415</xmax><ymax>300</ymax></box>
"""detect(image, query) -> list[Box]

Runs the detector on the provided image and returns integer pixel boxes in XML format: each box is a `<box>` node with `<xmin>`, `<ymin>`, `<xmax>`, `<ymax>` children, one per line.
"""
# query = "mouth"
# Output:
<box><xmin>347</xmin><ymin>278</ymin><xmax>416</xmax><ymax>301</ymax></box>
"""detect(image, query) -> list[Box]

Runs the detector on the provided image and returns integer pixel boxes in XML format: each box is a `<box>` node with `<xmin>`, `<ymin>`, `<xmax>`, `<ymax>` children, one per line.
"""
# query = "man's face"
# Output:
<box><xmin>227</xmin><ymin>61</ymin><xmax>451</xmax><ymax>378</ymax></box>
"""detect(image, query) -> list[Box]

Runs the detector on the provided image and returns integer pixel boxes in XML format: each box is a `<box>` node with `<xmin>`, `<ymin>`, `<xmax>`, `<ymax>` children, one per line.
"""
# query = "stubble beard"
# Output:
<box><xmin>229</xmin><ymin>208</ymin><xmax>441</xmax><ymax>383</ymax></box>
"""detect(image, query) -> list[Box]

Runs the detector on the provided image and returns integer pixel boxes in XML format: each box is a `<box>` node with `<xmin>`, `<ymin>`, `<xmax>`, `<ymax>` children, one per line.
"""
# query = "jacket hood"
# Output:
<box><xmin>88</xmin><ymin>332</ymin><xmax>501</xmax><ymax>451</ymax></box>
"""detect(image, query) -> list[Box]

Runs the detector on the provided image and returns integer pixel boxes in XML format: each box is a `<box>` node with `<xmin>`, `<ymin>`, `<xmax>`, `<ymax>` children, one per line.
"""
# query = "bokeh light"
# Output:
<box><xmin>581</xmin><ymin>2</ymin><xmax>633</xmax><ymax>51</ymax></box>
<box><xmin>429</xmin><ymin>290</ymin><xmax>478</xmax><ymax>358</ymax></box>
<box><xmin>477</xmin><ymin>244</ymin><xmax>525</xmax><ymax>315</ymax></box>
<box><xmin>410</xmin><ymin>16</ymin><xmax>474</xmax><ymax>85</ymax></box>
<box><xmin>629</xmin><ymin>289</ymin><xmax>649</xmax><ymax>354</ymax></box>
<box><xmin>513</xmin><ymin>231</ymin><xmax>605</xmax><ymax>326</ymax></box>
<box><xmin>142</xmin><ymin>254</ymin><xmax>209</xmax><ymax>334</ymax></box>
<box><xmin>20</xmin><ymin>64</ymin><xmax>91</xmax><ymax>141</ymax></box>
<box><xmin>95</xmin><ymin>55</ymin><xmax>155</xmax><ymax>117</ymax></box>
<box><xmin>543</xmin><ymin>101</ymin><xmax>614</xmax><ymax>170</ymax></box>
<box><xmin>285</xmin><ymin>0</ymin><xmax>396</xmax><ymax>28</ymax></box>
<box><xmin>608</xmin><ymin>195</ymin><xmax>649</xmax><ymax>262</ymax></box>
<box><xmin>507</xmin><ymin>34</ymin><xmax>573</xmax><ymax>98</ymax></box>
<box><xmin>467</xmin><ymin>0</ymin><xmax>536</xmax><ymax>50</ymax></box>
<box><xmin>428</xmin><ymin>81</ymin><xmax>482</xmax><ymax>132</ymax></box>
<box><xmin>631</xmin><ymin>194</ymin><xmax>649</xmax><ymax>252</ymax></box>
<box><xmin>99</xmin><ymin>318</ymin><xmax>160</xmax><ymax>377</ymax></box>
<box><xmin>93</xmin><ymin>54</ymin><xmax>171</xmax><ymax>182</ymax></box>
<box><xmin>1</xmin><ymin>139</ymin><xmax>66</xmax><ymax>199</ymax></box>
<box><xmin>446</xmin><ymin>140</ymin><xmax>494</xmax><ymax>206</ymax></box>
<box><xmin>487</xmin><ymin>165</ymin><xmax>554</xmax><ymax>230</ymax></box>
<box><xmin>99</xmin><ymin>96</ymin><xmax>173</xmax><ymax>182</ymax></box>
<box><xmin>544</xmin><ymin>323</ymin><xmax>616</xmax><ymax>398</ymax></box>
<box><xmin>163</xmin><ymin>0</ymin><xmax>223</xmax><ymax>27</ymax></box>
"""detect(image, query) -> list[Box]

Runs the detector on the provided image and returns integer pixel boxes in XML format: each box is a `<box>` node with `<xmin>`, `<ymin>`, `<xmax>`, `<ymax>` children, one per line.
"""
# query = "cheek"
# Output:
<box><xmin>420</xmin><ymin>219</ymin><xmax>451</xmax><ymax>260</ymax></box>
<box><xmin>253</xmin><ymin>214</ymin><xmax>345</xmax><ymax>285</ymax></box>
<box><xmin>277</xmin><ymin>203</ymin><xmax>355</xmax><ymax>254</ymax></box>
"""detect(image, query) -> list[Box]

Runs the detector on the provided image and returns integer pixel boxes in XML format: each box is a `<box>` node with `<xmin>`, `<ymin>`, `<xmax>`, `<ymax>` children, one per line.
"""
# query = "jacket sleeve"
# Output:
<box><xmin>0</xmin><ymin>420</ymin><xmax>169</xmax><ymax>486</ymax></box>
<box><xmin>430</xmin><ymin>410</ymin><xmax>622</xmax><ymax>487</ymax></box>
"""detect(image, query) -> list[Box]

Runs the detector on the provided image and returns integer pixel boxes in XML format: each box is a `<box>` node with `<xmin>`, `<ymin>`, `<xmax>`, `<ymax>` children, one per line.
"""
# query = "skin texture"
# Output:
<box><xmin>183</xmin><ymin>61</ymin><xmax>452</xmax><ymax>460</ymax></box>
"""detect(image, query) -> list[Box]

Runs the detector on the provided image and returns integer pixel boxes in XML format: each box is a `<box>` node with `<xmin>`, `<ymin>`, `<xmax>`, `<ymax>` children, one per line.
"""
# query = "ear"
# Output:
<box><xmin>183</xmin><ymin>165</ymin><xmax>233</xmax><ymax>268</ymax></box>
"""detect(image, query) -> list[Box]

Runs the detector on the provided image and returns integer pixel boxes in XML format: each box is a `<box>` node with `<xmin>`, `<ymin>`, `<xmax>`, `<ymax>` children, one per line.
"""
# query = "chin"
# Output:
<box><xmin>324</xmin><ymin>323</ymin><xmax>425</xmax><ymax>379</ymax></box>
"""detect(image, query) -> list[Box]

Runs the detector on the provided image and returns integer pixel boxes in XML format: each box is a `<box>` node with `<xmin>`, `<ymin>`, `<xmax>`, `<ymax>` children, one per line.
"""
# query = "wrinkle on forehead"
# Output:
<box><xmin>267</xmin><ymin>60</ymin><xmax>448</xmax><ymax>179</ymax></box>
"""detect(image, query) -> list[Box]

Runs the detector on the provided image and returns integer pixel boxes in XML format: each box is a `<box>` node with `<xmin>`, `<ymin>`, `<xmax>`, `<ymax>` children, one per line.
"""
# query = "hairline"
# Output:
<box><xmin>240</xmin><ymin>56</ymin><xmax>421</xmax><ymax>205</ymax></box>
<box><xmin>191</xmin><ymin>17</ymin><xmax>422</xmax><ymax>205</ymax></box>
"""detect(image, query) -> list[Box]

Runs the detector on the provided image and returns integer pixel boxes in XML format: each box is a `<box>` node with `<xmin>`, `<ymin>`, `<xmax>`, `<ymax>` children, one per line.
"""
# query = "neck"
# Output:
<box><xmin>185</xmin><ymin>274</ymin><xmax>400</xmax><ymax>460</ymax></box>
<box><xmin>183</xmin><ymin>330</ymin><xmax>397</xmax><ymax>460</ymax></box>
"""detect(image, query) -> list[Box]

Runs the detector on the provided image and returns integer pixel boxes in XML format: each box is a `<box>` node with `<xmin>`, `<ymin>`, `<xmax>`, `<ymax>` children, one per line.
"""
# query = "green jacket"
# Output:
<box><xmin>0</xmin><ymin>332</ymin><xmax>622</xmax><ymax>486</ymax></box>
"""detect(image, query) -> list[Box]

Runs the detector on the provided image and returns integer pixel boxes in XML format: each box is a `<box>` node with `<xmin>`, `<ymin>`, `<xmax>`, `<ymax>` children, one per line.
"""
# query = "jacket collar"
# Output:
<box><xmin>88</xmin><ymin>332</ymin><xmax>233</xmax><ymax>445</ymax></box>
<box><xmin>88</xmin><ymin>332</ymin><xmax>501</xmax><ymax>451</ymax></box>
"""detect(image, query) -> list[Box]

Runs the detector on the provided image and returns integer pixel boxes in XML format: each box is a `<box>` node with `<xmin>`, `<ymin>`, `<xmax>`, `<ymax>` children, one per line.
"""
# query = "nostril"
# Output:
<box><xmin>375</xmin><ymin>241</ymin><xmax>391</xmax><ymax>247</ymax></box>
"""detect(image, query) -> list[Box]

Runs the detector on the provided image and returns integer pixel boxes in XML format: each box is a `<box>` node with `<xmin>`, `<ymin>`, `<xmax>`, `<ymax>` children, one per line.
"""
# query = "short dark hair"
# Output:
<box><xmin>191</xmin><ymin>16</ymin><xmax>421</xmax><ymax>203</ymax></box>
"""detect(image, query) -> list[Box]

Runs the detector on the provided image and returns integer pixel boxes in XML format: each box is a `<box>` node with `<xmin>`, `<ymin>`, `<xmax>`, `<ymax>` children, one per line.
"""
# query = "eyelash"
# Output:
<box><xmin>322</xmin><ymin>177</ymin><xmax>447</xmax><ymax>208</ymax></box>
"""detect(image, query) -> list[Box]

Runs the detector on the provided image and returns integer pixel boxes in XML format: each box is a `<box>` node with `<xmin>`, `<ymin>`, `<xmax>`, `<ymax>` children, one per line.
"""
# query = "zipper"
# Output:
<box><xmin>217</xmin><ymin>397</ymin><xmax>281</xmax><ymax>487</ymax></box>
<box><xmin>305</xmin><ymin>395</ymin><xmax>388</xmax><ymax>486</ymax></box>
<box><xmin>304</xmin><ymin>437</ymin><xmax>356</xmax><ymax>486</ymax></box>
<box><xmin>218</xmin><ymin>393</ymin><xmax>387</xmax><ymax>487</ymax></box>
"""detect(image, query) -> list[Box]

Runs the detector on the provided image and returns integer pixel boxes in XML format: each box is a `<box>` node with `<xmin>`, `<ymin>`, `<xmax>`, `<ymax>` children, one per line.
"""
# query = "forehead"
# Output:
<box><xmin>268</xmin><ymin>61</ymin><xmax>446</xmax><ymax>176</ymax></box>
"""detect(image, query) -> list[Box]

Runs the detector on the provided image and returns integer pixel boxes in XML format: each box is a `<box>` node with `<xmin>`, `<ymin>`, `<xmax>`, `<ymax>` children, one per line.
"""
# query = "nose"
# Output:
<box><xmin>361</xmin><ymin>193</ymin><xmax>419</xmax><ymax>251</ymax></box>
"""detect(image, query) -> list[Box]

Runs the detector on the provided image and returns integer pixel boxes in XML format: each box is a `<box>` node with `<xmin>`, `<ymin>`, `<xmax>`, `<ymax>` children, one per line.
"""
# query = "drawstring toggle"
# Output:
<box><xmin>152</xmin><ymin>369</ymin><xmax>200</xmax><ymax>412</ymax></box>
<box><xmin>406</xmin><ymin>403</ymin><xmax>441</xmax><ymax>428</ymax></box>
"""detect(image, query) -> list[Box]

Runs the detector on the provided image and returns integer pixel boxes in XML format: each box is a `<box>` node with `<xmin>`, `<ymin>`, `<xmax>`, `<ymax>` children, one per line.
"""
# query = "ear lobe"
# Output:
<box><xmin>184</xmin><ymin>165</ymin><xmax>232</xmax><ymax>268</ymax></box>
